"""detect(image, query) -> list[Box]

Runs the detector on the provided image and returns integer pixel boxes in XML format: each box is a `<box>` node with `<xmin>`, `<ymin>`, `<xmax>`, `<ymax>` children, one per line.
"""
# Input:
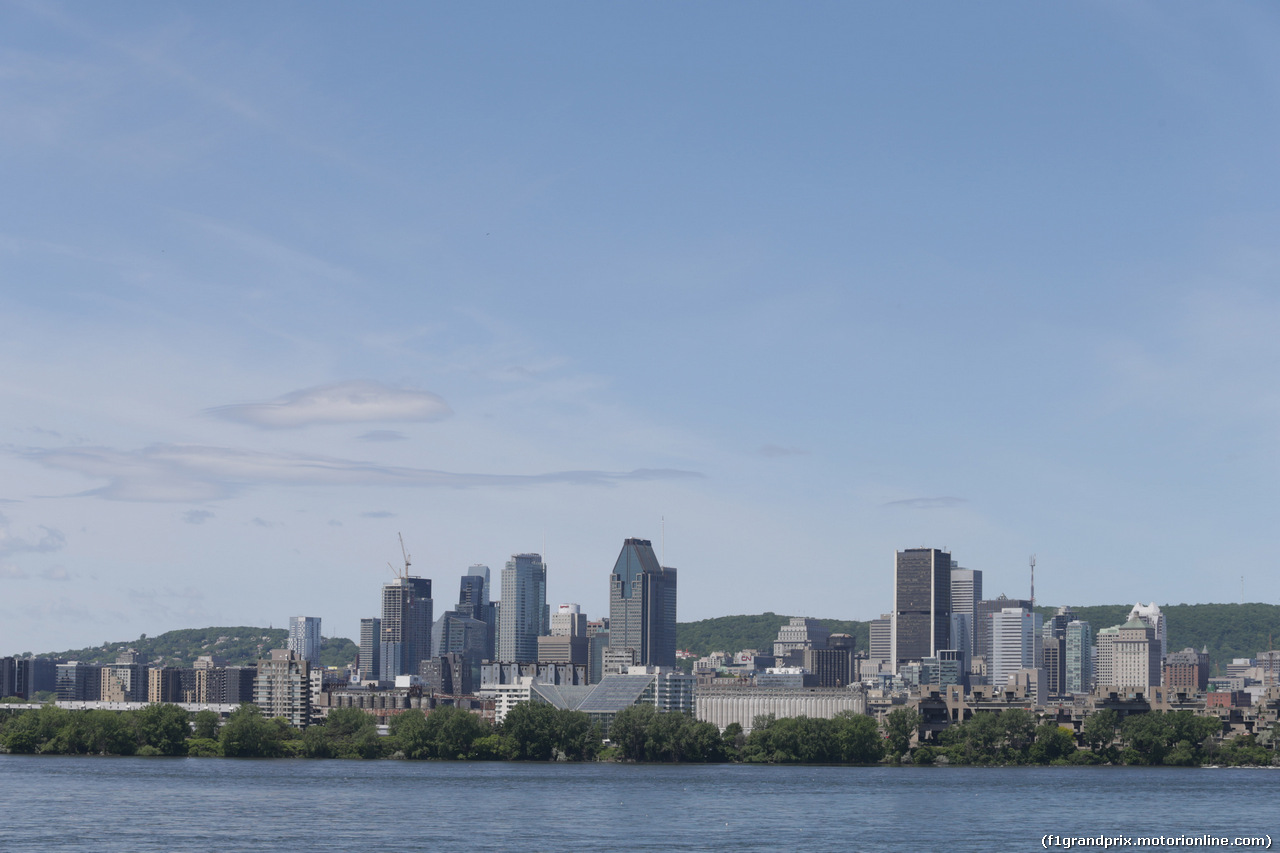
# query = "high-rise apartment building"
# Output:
<box><xmin>1065</xmin><ymin>620</ymin><xmax>1092</xmax><ymax>695</ymax></box>
<box><xmin>380</xmin><ymin>577</ymin><xmax>433</xmax><ymax>681</ymax></box>
<box><xmin>498</xmin><ymin>553</ymin><xmax>548</xmax><ymax>663</ymax></box>
<box><xmin>1163</xmin><ymin>647</ymin><xmax>1210</xmax><ymax>693</ymax></box>
<box><xmin>254</xmin><ymin>649</ymin><xmax>310</xmax><ymax>728</ymax></box>
<box><xmin>358</xmin><ymin>617</ymin><xmax>381</xmax><ymax>681</ymax></box>
<box><xmin>288</xmin><ymin>616</ymin><xmax>322</xmax><ymax>665</ymax></box>
<box><xmin>607</xmin><ymin>538</ymin><xmax>677</xmax><ymax>668</ymax></box>
<box><xmin>891</xmin><ymin>548</ymin><xmax>951</xmax><ymax>672</ymax></box>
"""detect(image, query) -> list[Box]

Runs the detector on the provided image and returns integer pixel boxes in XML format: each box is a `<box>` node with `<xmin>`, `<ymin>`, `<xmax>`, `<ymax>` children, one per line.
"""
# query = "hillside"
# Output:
<box><xmin>40</xmin><ymin>627</ymin><xmax>358</xmax><ymax>669</ymax></box>
<box><xmin>677</xmin><ymin>603</ymin><xmax>1280</xmax><ymax>675</ymax></box>
<box><xmin>676</xmin><ymin>613</ymin><xmax>869</xmax><ymax>659</ymax></box>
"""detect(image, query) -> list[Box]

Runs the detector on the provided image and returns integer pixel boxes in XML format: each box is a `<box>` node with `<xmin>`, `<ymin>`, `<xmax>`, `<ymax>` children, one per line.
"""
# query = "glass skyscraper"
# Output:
<box><xmin>380</xmin><ymin>576</ymin><xmax>433</xmax><ymax>680</ymax></box>
<box><xmin>607</xmin><ymin>538</ymin><xmax>677</xmax><ymax>668</ymax></box>
<box><xmin>497</xmin><ymin>553</ymin><xmax>548</xmax><ymax>663</ymax></box>
<box><xmin>891</xmin><ymin>548</ymin><xmax>951</xmax><ymax>671</ymax></box>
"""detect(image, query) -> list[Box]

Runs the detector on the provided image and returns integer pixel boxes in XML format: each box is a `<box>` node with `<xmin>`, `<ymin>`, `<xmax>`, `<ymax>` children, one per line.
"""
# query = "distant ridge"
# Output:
<box><xmin>30</xmin><ymin>626</ymin><xmax>357</xmax><ymax>669</ymax></box>
<box><xmin>675</xmin><ymin>603</ymin><xmax>1280</xmax><ymax>675</ymax></box>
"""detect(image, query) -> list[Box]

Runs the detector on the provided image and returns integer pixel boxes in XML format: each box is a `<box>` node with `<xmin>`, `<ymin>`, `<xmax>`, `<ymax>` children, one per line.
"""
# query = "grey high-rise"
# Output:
<box><xmin>287</xmin><ymin>616</ymin><xmax>322</xmax><ymax>665</ymax></box>
<box><xmin>891</xmin><ymin>548</ymin><xmax>951</xmax><ymax>672</ymax></box>
<box><xmin>359</xmin><ymin>617</ymin><xmax>381</xmax><ymax>681</ymax></box>
<box><xmin>975</xmin><ymin>595</ymin><xmax>1032</xmax><ymax>665</ymax></box>
<box><xmin>498</xmin><ymin>553</ymin><xmax>548</xmax><ymax>663</ymax></box>
<box><xmin>948</xmin><ymin>565</ymin><xmax>982</xmax><ymax>658</ymax></box>
<box><xmin>607</xmin><ymin>537</ymin><xmax>677</xmax><ymax>668</ymax></box>
<box><xmin>380</xmin><ymin>576</ymin><xmax>433</xmax><ymax>680</ymax></box>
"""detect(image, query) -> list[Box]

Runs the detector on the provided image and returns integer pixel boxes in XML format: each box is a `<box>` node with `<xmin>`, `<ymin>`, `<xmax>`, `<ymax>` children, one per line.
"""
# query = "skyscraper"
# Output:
<box><xmin>287</xmin><ymin>616</ymin><xmax>322</xmax><ymax>665</ymax></box>
<box><xmin>498</xmin><ymin>553</ymin><xmax>548</xmax><ymax>663</ymax></box>
<box><xmin>359</xmin><ymin>617</ymin><xmax>381</xmax><ymax>681</ymax></box>
<box><xmin>1065</xmin><ymin>620</ymin><xmax>1092</xmax><ymax>694</ymax></box>
<box><xmin>459</xmin><ymin>572</ymin><xmax>498</xmax><ymax>660</ymax></box>
<box><xmin>380</xmin><ymin>577</ymin><xmax>433</xmax><ymax>680</ymax></box>
<box><xmin>975</xmin><ymin>595</ymin><xmax>1032</xmax><ymax>666</ymax></box>
<box><xmin>607</xmin><ymin>537</ymin><xmax>677</xmax><ymax>668</ymax></box>
<box><xmin>949</xmin><ymin>565</ymin><xmax>982</xmax><ymax>659</ymax></box>
<box><xmin>1128</xmin><ymin>602</ymin><xmax>1166</xmax><ymax>661</ymax></box>
<box><xmin>891</xmin><ymin>548</ymin><xmax>951</xmax><ymax>672</ymax></box>
<box><xmin>990</xmin><ymin>607</ymin><xmax>1040</xmax><ymax>691</ymax></box>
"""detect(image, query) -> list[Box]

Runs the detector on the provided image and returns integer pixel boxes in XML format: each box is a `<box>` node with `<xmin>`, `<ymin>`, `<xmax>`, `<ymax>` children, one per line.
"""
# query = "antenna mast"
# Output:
<box><xmin>1029</xmin><ymin>554</ymin><xmax>1036</xmax><ymax>609</ymax></box>
<box><xmin>662</xmin><ymin>515</ymin><xmax>666</xmax><ymax>568</ymax></box>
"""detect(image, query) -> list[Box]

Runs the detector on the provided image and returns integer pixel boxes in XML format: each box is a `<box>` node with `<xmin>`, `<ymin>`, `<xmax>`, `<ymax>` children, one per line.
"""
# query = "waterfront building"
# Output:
<box><xmin>607</xmin><ymin>538</ymin><xmax>677</xmax><ymax>668</ymax></box>
<box><xmin>380</xmin><ymin>576</ymin><xmax>433</xmax><ymax>681</ymax></box>
<box><xmin>498</xmin><ymin>553</ymin><xmax>548</xmax><ymax>663</ymax></box>
<box><xmin>254</xmin><ymin>649</ymin><xmax>310</xmax><ymax>727</ymax></box>
<box><xmin>695</xmin><ymin>683</ymin><xmax>866</xmax><ymax>734</ymax></box>
<box><xmin>0</xmin><ymin>657</ymin><xmax>15</xmax><ymax>699</ymax></box>
<box><xmin>459</xmin><ymin>571</ymin><xmax>498</xmax><ymax>660</ymax></box>
<box><xmin>288</xmin><ymin>616</ymin><xmax>322</xmax><ymax>665</ymax></box>
<box><xmin>891</xmin><ymin>548</ymin><xmax>951</xmax><ymax>672</ymax></box>
<box><xmin>55</xmin><ymin>662</ymin><xmax>102</xmax><ymax>701</ymax></box>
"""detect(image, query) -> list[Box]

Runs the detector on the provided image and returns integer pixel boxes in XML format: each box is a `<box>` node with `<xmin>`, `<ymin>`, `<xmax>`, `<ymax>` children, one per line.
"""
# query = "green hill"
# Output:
<box><xmin>39</xmin><ymin>627</ymin><xmax>358</xmax><ymax>669</ymax></box>
<box><xmin>677</xmin><ymin>603</ymin><xmax>1280</xmax><ymax>675</ymax></box>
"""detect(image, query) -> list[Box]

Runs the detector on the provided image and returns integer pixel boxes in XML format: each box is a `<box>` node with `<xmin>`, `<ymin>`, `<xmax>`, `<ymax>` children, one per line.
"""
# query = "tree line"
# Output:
<box><xmin>1</xmin><ymin>702</ymin><xmax>1274</xmax><ymax>766</ymax></box>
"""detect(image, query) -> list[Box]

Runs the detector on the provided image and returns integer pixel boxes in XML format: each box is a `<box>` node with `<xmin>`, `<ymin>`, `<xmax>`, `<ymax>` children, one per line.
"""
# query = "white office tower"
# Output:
<box><xmin>288</xmin><ymin>616</ymin><xmax>322</xmax><ymax>665</ymax></box>
<box><xmin>990</xmin><ymin>607</ymin><xmax>1041</xmax><ymax>691</ymax></box>
<box><xmin>1127</xmin><ymin>602</ymin><xmax>1166</xmax><ymax>660</ymax></box>
<box><xmin>948</xmin><ymin>565</ymin><xmax>982</xmax><ymax>658</ymax></box>
<box><xmin>551</xmin><ymin>603</ymin><xmax>587</xmax><ymax>637</ymax></box>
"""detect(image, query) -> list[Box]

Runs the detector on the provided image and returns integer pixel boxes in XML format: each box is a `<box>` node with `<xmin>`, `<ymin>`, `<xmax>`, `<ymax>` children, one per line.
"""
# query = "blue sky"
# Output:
<box><xmin>3</xmin><ymin>2</ymin><xmax>1280</xmax><ymax>654</ymax></box>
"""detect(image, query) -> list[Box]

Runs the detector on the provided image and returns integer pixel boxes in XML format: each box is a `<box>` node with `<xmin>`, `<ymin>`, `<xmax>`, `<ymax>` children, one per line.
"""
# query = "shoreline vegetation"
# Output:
<box><xmin>2</xmin><ymin>703</ymin><xmax>1276</xmax><ymax>767</ymax></box>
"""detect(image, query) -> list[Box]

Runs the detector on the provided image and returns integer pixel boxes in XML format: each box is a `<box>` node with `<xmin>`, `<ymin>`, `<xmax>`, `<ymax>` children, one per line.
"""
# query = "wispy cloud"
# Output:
<box><xmin>40</xmin><ymin>566</ymin><xmax>70</xmax><ymax>581</ymax></box>
<box><xmin>0</xmin><ymin>511</ymin><xmax>67</xmax><ymax>557</ymax></box>
<box><xmin>759</xmin><ymin>444</ymin><xmax>809</xmax><ymax>458</ymax></box>
<box><xmin>183</xmin><ymin>509</ymin><xmax>214</xmax><ymax>524</ymax></box>
<box><xmin>357</xmin><ymin>430</ymin><xmax>408</xmax><ymax>442</ymax></box>
<box><xmin>21</xmin><ymin>444</ymin><xmax>703</xmax><ymax>502</ymax></box>
<box><xmin>883</xmin><ymin>496</ymin><xmax>966</xmax><ymax>510</ymax></box>
<box><xmin>207</xmin><ymin>381</ymin><xmax>452</xmax><ymax>429</ymax></box>
<box><xmin>250</xmin><ymin>517</ymin><xmax>275</xmax><ymax>528</ymax></box>
<box><xmin>361</xmin><ymin>510</ymin><xmax>396</xmax><ymax>519</ymax></box>
<box><xmin>0</xmin><ymin>565</ymin><xmax>29</xmax><ymax>580</ymax></box>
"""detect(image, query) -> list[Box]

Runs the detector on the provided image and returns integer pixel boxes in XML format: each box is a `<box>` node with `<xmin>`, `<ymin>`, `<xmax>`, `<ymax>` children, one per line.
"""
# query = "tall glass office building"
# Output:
<box><xmin>607</xmin><ymin>538</ymin><xmax>677</xmax><ymax>668</ymax></box>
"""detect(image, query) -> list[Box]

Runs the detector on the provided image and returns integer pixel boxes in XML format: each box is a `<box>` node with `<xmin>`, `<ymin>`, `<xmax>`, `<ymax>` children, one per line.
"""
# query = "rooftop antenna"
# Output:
<box><xmin>662</xmin><ymin>515</ymin><xmax>666</xmax><ymax>568</ymax></box>
<box><xmin>1029</xmin><ymin>554</ymin><xmax>1036</xmax><ymax>609</ymax></box>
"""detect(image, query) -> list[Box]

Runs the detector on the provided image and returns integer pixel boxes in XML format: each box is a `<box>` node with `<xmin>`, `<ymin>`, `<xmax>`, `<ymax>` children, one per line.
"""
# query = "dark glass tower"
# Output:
<box><xmin>380</xmin><ymin>576</ymin><xmax>433</xmax><ymax>680</ymax></box>
<box><xmin>607</xmin><ymin>538</ymin><xmax>677</xmax><ymax>668</ymax></box>
<box><xmin>891</xmin><ymin>548</ymin><xmax>951</xmax><ymax>671</ymax></box>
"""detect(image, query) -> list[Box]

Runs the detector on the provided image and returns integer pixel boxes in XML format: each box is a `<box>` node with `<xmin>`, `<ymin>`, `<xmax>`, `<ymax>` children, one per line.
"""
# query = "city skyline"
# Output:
<box><xmin>4</xmin><ymin>4</ymin><xmax>1280</xmax><ymax>655</ymax></box>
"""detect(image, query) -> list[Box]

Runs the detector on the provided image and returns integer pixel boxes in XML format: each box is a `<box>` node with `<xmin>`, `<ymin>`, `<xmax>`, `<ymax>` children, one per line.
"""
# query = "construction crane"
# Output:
<box><xmin>387</xmin><ymin>532</ymin><xmax>412</xmax><ymax>580</ymax></box>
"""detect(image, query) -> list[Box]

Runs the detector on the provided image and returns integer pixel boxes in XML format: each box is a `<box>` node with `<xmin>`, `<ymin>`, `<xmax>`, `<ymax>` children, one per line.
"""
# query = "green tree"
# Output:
<box><xmin>219</xmin><ymin>704</ymin><xmax>283</xmax><ymax>758</ymax></box>
<box><xmin>1082</xmin><ymin>709</ymin><xmax>1118</xmax><ymax>758</ymax></box>
<box><xmin>1029</xmin><ymin>721</ymin><xmax>1077</xmax><ymax>764</ymax></box>
<box><xmin>135</xmin><ymin>703</ymin><xmax>191</xmax><ymax>756</ymax></box>
<box><xmin>883</xmin><ymin>707</ymin><xmax>921</xmax><ymax>759</ymax></box>
<box><xmin>609</xmin><ymin>704</ymin><xmax>659</xmax><ymax>761</ymax></box>
<box><xmin>832</xmin><ymin>711</ymin><xmax>884</xmax><ymax>764</ymax></box>
<box><xmin>999</xmin><ymin>708</ymin><xmax>1036</xmax><ymax>762</ymax></box>
<box><xmin>191</xmin><ymin>709</ymin><xmax>221</xmax><ymax>740</ymax></box>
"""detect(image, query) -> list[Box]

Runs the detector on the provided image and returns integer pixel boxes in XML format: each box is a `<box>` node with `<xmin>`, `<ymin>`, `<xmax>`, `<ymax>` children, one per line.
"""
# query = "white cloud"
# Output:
<box><xmin>206</xmin><ymin>381</ymin><xmax>452</xmax><ymax>429</ymax></box>
<box><xmin>22</xmin><ymin>443</ymin><xmax>703</xmax><ymax>502</ymax></box>
<box><xmin>183</xmin><ymin>509</ymin><xmax>214</xmax><ymax>524</ymax></box>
